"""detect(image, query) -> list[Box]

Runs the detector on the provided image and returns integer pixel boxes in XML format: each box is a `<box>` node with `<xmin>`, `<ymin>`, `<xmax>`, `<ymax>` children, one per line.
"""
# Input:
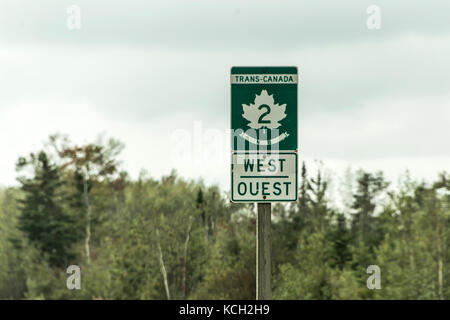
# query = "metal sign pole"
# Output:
<box><xmin>256</xmin><ymin>202</ymin><xmax>272</xmax><ymax>300</ymax></box>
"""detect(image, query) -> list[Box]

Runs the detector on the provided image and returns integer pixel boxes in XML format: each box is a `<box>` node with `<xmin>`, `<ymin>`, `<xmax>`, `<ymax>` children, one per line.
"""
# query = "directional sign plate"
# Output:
<box><xmin>231</xmin><ymin>152</ymin><xmax>297</xmax><ymax>202</ymax></box>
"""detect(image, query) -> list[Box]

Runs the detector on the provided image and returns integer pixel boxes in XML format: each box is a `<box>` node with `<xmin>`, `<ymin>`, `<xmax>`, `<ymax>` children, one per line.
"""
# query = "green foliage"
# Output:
<box><xmin>16</xmin><ymin>151</ymin><xmax>81</xmax><ymax>268</ymax></box>
<box><xmin>351</xmin><ymin>170</ymin><xmax>389</xmax><ymax>248</ymax></box>
<box><xmin>327</xmin><ymin>213</ymin><xmax>352</xmax><ymax>270</ymax></box>
<box><xmin>190</xmin><ymin>215</ymin><xmax>256</xmax><ymax>300</ymax></box>
<box><xmin>0</xmin><ymin>188</ymin><xmax>28</xmax><ymax>299</ymax></box>
<box><xmin>1</xmin><ymin>134</ymin><xmax>450</xmax><ymax>300</ymax></box>
<box><xmin>275</xmin><ymin>233</ymin><xmax>360</xmax><ymax>299</ymax></box>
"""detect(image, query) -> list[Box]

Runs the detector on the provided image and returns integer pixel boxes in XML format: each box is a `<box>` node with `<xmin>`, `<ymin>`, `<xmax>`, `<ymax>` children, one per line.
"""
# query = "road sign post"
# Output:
<box><xmin>257</xmin><ymin>202</ymin><xmax>271</xmax><ymax>300</ymax></box>
<box><xmin>230</xmin><ymin>66</ymin><xmax>298</xmax><ymax>300</ymax></box>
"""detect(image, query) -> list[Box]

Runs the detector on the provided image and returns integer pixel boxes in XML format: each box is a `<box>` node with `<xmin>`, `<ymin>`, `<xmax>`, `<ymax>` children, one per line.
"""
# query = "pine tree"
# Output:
<box><xmin>351</xmin><ymin>170</ymin><xmax>388</xmax><ymax>248</ymax></box>
<box><xmin>16</xmin><ymin>151</ymin><xmax>79</xmax><ymax>268</ymax></box>
<box><xmin>308</xmin><ymin>164</ymin><xmax>331</xmax><ymax>233</ymax></box>
<box><xmin>328</xmin><ymin>213</ymin><xmax>352</xmax><ymax>270</ymax></box>
<box><xmin>292</xmin><ymin>161</ymin><xmax>310</xmax><ymax>231</ymax></box>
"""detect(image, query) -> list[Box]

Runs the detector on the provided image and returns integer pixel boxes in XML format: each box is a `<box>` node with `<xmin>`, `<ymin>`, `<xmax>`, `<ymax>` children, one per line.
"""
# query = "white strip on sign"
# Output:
<box><xmin>231</xmin><ymin>152</ymin><xmax>297</xmax><ymax>202</ymax></box>
<box><xmin>231</xmin><ymin>74</ymin><xmax>298</xmax><ymax>84</ymax></box>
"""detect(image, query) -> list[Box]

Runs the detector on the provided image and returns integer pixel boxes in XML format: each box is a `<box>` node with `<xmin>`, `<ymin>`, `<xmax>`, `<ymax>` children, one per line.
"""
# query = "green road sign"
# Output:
<box><xmin>230</xmin><ymin>66</ymin><xmax>298</xmax><ymax>202</ymax></box>
<box><xmin>231</xmin><ymin>66</ymin><xmax>298</xmax><ymax>152</ymax></box>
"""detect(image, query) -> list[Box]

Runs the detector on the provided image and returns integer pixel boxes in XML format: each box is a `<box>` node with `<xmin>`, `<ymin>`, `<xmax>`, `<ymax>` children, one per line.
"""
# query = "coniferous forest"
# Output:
<box><xmin>0</xmin><ymin>134</ymin><xmax>449</xmax><ymax>300</ymax></box>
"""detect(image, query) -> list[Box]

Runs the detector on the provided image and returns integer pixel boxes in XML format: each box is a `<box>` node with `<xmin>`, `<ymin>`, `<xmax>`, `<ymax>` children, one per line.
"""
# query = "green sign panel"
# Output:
<box><xmin>231</xmin><ymin>66</ymin><xmax>298</xmax><ymax>152</ymax></box>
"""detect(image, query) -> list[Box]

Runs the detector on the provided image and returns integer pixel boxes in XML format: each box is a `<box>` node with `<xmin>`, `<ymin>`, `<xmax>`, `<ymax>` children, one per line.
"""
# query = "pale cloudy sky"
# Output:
<box><xmin>0</xmin><ymin>0</ymin><xmax>449</xmax><ymax>192</ymax></box>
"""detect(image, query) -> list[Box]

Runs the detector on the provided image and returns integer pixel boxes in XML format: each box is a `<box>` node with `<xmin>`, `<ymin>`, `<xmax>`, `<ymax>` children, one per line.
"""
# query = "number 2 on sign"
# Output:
<box><xmin>258</xmin><ymin>104</ymin><xmax>271</xmax><ymax>124</ymax></box>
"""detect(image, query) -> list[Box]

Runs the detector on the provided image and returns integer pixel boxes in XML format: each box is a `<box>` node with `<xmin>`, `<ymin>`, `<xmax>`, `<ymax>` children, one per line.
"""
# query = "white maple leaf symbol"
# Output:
<box><xmin>242</xmin><ymin>89</ymin><xmax>287</xmax><ymax>129</ymax></box>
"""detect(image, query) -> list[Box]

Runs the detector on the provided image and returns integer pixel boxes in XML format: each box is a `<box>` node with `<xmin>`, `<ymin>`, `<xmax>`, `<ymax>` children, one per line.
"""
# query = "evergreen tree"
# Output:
<box><xmin>351</xmin><ymin>170</ymin><xmax>388</xmax><ymax>248</ymax></box>
<box><xmin>308</xmin><ymin>163</ymin><xmax>331</xmax><ymax>233</ymax></box>
<box><xmin>16</xmin><ymin>151</ymin><xmax>79</xmax><ymax>268</ymax></box>
<box><xmin>327</xmin><ymin>213</ymin><xmax>352</xmax><ymax>270</ymax></box>
<box><xmin>289</xmin><ymin>161</ymin><xmax>310</xmax><ymax>232</ymax></box>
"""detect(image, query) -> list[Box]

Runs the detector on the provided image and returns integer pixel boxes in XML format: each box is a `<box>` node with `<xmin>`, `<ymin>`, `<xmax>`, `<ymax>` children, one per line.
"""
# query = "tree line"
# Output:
<box><xmin>0</xmin><ymin>134</ymin><xmax>449</xmax><ymax>299</ymax></box>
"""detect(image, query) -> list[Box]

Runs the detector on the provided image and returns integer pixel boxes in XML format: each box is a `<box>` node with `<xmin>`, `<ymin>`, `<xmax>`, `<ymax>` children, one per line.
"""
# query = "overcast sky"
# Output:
<box><xmin>0</xmin><ymin>0</ymin><xmax>449</xmax><ymax>193</ymax></box>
